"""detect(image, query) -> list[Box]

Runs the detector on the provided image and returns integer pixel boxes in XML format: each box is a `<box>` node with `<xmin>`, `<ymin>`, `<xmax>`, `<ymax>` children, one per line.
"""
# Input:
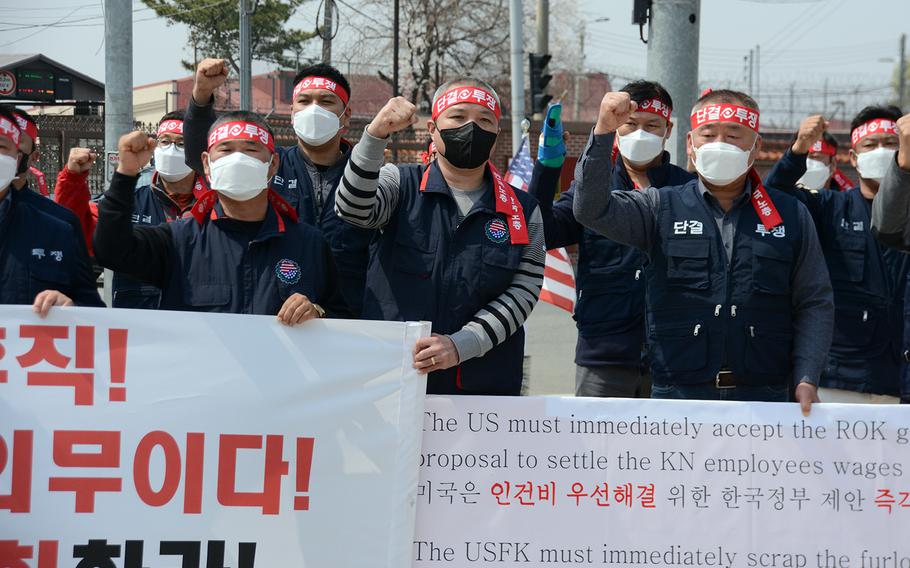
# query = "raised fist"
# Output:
<box><xmin>66</xmin><ymin>147</ymin><xmax>96</xmax><ymax>174</ymax></box>
<box><xmin>594</xmin><ymin>92</ymin><xmax>637</xmax><ymax>135</ymax></box>
<box><xmin>367</xmin><ymin>96</ymin><xmax>418</xmax><ymax>139</ymax></box>
<box><xmin>116</xmin><ymin>131</ymin><xmax>155</xmax><ymax>177</ymax></box>
<box><xmin>896</xmin><ymin>113</ymin><xmax>910</xmax><ymax>171</ymax></box>
<box><xmin>792</xmin><ymin>114</ymin><xmax>828</xmax><ymax>155</ymax></box>
<box><xmin>193</xmin><ymin>58</ymin><xmax>229</xmax><ymax>104</ymax></box>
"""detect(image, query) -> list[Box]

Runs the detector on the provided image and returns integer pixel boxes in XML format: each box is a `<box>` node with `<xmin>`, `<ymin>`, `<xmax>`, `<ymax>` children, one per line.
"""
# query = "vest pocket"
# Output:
<box><xmin>649</xmin><ymin>321</ymin><xmax>707</xmax><ymax>372</ymax></box>
<box><xmin>752</xmin><ymin>240</ymin><xmax>791</xmax><ymax>295</ymax></box>
<box><xmin>665</xmin><ymin>238</ymin><xmax>710</xmax><ymax>290</ymax></box>
<box><xmin>832</xmin><ymin>307</ymin><xmax>882</xmax><ymax>351</ymax></box>
<box><xmin>392</xmin><ymin>237</ymin><xmax>435</xmax><ymax>278</ymax></box>
<box><xmin>183</xmin><ymin>284</ymin><xmax>231</xmax><ymax>308</ymax></box>
<box><xmin>827</xmin><ymin>238</ymin><xmax>865</xmax><ymax>283</ymax></box>
<box><xmin>744</xmin><ymin>324</ymin><xmax>793</xmax><ymax>378</ymax></box>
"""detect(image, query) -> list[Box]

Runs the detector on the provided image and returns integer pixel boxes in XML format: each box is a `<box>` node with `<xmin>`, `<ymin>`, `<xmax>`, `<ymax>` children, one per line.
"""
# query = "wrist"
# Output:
<box><xmin>116</xmin><ymin>165</ymin><xmax>140</xmax><ymax>177</ymax></box>
<box><xmin>593</xmin><ymin>121</ymin><xmax>615</xmax><ymax>136</ymax></box>
<box><xmin>192</xmin><ymin>88</ymin><xmax>214</xmax><ymax>106</ymax></box>
<box><xmin>366</xmin><ymin>122</ymin><xmax>388</xmax><ymax>139</ymax></box>
<box><xmin>791</xmin><ymin>141</ymin><xmax>810</xmax><ymax>155</ymax></box>
<box><xmin>898</xmin><ymin>148</ymin><xmax>910</xmax><ymax>171</ymax></box>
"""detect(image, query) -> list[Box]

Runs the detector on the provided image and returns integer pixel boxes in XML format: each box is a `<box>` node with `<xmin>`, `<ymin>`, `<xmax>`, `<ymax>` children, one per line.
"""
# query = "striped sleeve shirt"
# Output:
<box><xmin>336</xmin><ymin>130</ymin><xmax>545</xmax><ymax>363</ymax></box>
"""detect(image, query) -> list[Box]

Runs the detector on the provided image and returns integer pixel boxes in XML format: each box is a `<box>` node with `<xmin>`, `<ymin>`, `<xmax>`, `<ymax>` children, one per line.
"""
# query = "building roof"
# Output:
<box><xmin>0</xmin><ymin>53</ymin><xmax>104</xmax><ymax>89</ymax></box>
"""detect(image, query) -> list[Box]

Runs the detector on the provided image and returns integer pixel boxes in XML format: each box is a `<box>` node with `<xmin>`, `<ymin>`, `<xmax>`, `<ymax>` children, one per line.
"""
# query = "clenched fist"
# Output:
<box><xmin>792</xmin><ymin>114</ymin><xmax>828</xmax><ymax>155</ymax></box>
<box><xmin>897</xmin><ymin>113</ymin><xmax>910</xmax><ymax>171</ymax></box>
<box><xmin>66</xmin><ymin>147</ymin><xmax>96</xmax><ymax>174</ymax></box>
<box><xmin>193</xmin><ymin>58</ymin><xmax>229</xmax><ymax>104</ymax></box>
<box><xmin>367</xmin><ymin>97</ymin><xmax>418</xmax><ymax>139</ymax></box>
<box><xmin>116</xmin><ymin>131</ymin><xmax>155</xmax><ymax>177</ymax></box>
<box><xmin>594</xmin><ymin>92</ymin><xmax>636</xmax><ymax>135</ymax></box>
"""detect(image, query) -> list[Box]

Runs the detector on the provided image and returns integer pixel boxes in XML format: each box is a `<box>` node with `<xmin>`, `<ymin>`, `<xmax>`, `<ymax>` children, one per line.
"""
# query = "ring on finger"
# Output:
<box><xmin>431</xmin><ymin>356</ymin><xmax>437</xmax><ymax>366</ymax></box>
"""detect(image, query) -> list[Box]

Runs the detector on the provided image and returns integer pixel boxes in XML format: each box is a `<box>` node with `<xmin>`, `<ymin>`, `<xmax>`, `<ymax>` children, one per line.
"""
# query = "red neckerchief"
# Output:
<box><xmin>419</xmin><ymin>161</ymin><xmax>529</xmax><ymax>245</ymax></box>
<box><xmin>191</xmin><ymin>189</ymin><xmax>298</xmax><ymax>233</ymax></box>
<box><xmin>831</xmin><ymin>168</ymin><xmax>853</xmax><ymax>192</ymax></box>
<box><xmin>748</xmin><ymin>169</ymin><xmax>783</xmax><ymax>231</ymax></box>
<box><xmin>611</xmin><ymin>144</ymin><xmax>642</xmax><ymax>190</ymax></box>
<box><xmin>28</xmin><ymin>166</ymin><xmax>48</xmax><ymax>196</ymax></box>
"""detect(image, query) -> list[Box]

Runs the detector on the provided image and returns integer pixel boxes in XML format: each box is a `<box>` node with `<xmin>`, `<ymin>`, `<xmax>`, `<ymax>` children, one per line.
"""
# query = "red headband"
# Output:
<box><xmin>293</xmin><ymin>76</ymin><xmax>350</xmax><ymax>105</ymax></box>
<box><xmin>13</xmin><ymin>115</ymin><xmax>38</xmax><ymax>142</ymax></box>
<box><xmin>207</xmin><ymin>121</ymin><xmax>275</xmax><ymax>153</ymax></box>
<box><xmin>809</xmin><ymin>140</ymin><xmax>836</xmax><ymax>157</ymax></box>
<box><xmin>637</xmin><ymin>98</ymin><xmax>672</xmax><ymax>120</ymax></box>
<box><xmin>691</xmin><ymin>104</ymin><xmax>760</xmax><ymax>132</ymax></box>
<box><xmin>432</xmin><ymin>86</ymin><xmax>501</xmax><ymax>120</ymax></box>
<box><xmin>157</xmin><ymin>119</ymin><xmax>184</xmax><ymax>137</ymax></box>
<box><xmin>0</xmin><ymin>117</ymin><xmax>21</xmax><ymax>148</ymax></box>
<box><xmin>851</xmin><ymin>118</ymin><xmax>898</xmax><ymax>147</ymax></box>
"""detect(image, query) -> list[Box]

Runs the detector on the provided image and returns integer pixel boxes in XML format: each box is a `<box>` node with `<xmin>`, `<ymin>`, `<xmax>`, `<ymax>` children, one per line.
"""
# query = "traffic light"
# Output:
<box><xmin>529</xmin><ymin>52</ymin><xmax>553</xmax><ymax>115</ymax></box>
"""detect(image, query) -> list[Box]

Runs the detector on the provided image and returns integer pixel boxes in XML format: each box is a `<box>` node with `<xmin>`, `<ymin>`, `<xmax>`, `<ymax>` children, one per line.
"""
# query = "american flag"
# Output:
<box><xmin>506</xmin><ymin>135</ymin><xmax>577</xmax><ymax>313</ymax></box>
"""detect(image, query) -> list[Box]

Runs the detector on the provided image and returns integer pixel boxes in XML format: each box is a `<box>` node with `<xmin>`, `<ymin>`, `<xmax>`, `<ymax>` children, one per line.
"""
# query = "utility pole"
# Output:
<box><xmin>646</xmin><ymin>0</ymin><xmax>701</xmax><ymax>165</ymax></box>
<box><xmin>322</xmin><ymin>0</ymin><xmax>334</xmax><ymax>64</ymax></box>
<box><xmin>534</xmin><ymin>0</ymin><xmax>549</xmax><ymax>120</ymax></box>
<box><xmin>574</xmin><ymin>21</ymin><xmax>585</xmax><ymax>121</ymax></box>
<box><xmin>755</xmin><ymin>44</ymin><xmax>760</xmax><ymax>102</ymax></box>
<box><xmin>822</xmin><ymin>77</ymin><xmax>828</xmax><ymax>117</ymax></box>
<box><xmin>509</xmin><ymin>0</ymin><xmax>526</xmax><ymax>154</ymax></box>
<box><xmin>393</xmin><ymin>0</ymin><xmax>400</xmax><ymax>96</ymax></box>
<box><xmin>899</xmin><ymin>33</ymin><xmax>906</xmax><ymax>109</ymax></box>
<box><xmin>103</xmin><ymin>0</ymin><xmax>133</xmax><ymax>306</ymax></box>
<box><xmin>748</xmin><ymin>48</ymin><xmax>753</xmax><ymax>94</ymax></box>
<box><xmin>239</xmin><ymin>0</ymin><xmax>252</xmax><ymax>110</ymax></box>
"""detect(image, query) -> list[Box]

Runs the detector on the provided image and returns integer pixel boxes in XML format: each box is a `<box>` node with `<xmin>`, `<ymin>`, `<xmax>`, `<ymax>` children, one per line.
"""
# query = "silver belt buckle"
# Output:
<box><xmin>715</xmin><ymin>370</ymin><xmax>736</xmax><ymax>389</ymax></box>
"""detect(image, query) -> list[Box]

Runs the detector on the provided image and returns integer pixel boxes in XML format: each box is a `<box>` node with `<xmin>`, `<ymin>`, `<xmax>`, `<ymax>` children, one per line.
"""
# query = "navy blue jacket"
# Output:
<box><xmin>647</xmin><ymin>180</ymin><xmax>803</xmax><ymax>386</ymax></box>
<box><xmin>531</xmin><ymin>152</ymin><xmax>694</xmax><ymax>367</ymax></box>
<box><xmin>363</xmin><ymin>163</ymin><xmax>540</xmax><ymax>395</ymax></box>
<box><xmin>0</xmin><ymin>188</ymin><xmax>103</xmax><ymax>307</ymax></box>
<box><xmin>16</xmin><ymin>183</ymin><xmax>91</xmax><ymax>258</ymax></box>
<box><xmin>93</xmin><ymin>172</ymin><xmax>346</xmax><ymax>317</ymax></box>
<box><xmin>184</xmin><ymin>99</ymin><xmax>374</xmax><ymax>316</ymax></box>
<box><xmin>766</xmin><ymin>149</ymin><xmax>909</xmax><ymax>396</ymax></box>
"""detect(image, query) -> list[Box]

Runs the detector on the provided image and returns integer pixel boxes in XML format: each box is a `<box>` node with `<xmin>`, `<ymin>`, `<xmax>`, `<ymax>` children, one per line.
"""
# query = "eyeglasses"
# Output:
<box><xmin>157</xmin><ymin>139</ymin><xmax>185</xmax><ymax>150</ymax></box>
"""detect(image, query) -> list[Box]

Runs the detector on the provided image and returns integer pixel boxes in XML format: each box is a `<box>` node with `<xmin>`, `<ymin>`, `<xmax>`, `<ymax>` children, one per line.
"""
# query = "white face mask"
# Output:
<box><xmin>617</xmin><ymin>129</ymin><xmax>665</xmax><ymax>165</ymax></box>
<box><xmin>293</xmin><ymin>104</ymin><xmax>342</xmax><ymax>146</ymax></box>
<box><xmin>154</xmin><ymin>144</ymin><xmax>193</xmax><ymax>182</ymax></box>
<box><xmin>693</xmin><ymin>139</ymin><xmax>756</xmax><ymax>186</ymax></box>
<box><xmin>796</xmin><ymin>158</ymin><xmax>831</xmax><ymax>190</ymax></box>
<box><xmin>207</xmin><ymin>151</ymin><xmax>271</xmax><ymax>202</ymax></box>
<box><xmin>855</xmin><ymin>147</ymin><xmax>896</xmax><ymax>182</ymax></box>
<box><xmin>0</xmin><ymin>154</ymin><xmax>17</xmax><ymax>190</ymax></box>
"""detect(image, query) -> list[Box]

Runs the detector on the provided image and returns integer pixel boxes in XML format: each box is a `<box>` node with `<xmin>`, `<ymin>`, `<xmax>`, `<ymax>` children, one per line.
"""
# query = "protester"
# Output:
<box><xmin>765</xmin><ymin>110</ymin><xmax>908</xmax><ymax>403</ymax></box>
<box><xmin>55</xmin><ymin>111</ymin><xmax>206</xmax><ymax>308</ymax></box>
<box><xmin>335</xmin><ymin>78</ymin><xmax>545</xmax><ymax>395</ymax></box>
<box><xmin>573</xmin><ymin>89</ymin><xmax>834</xmax><ymax>413</ymax></box>
<box><xmin>531</xmin><ymin>82</ymin><xmax>695</xmax><ymax>398</ymax></box>
<box><xmin>93</xmin><ymin>114</ymin><xmax>346</xmax><ymax>323</ymax></box>
<box><xmin>184</xmin><ymin>59</ymin><xmax>373</xmax><ymax>316</ymax></box>
<box><xmin>0</xmin><ymin>105</ymin><xmax>103</xmax><ymax>312</ymax></box>
<box><xmin>867</xmin><ymin>109</ymin><xmax>910</xmax><ymax>403</ymax></box>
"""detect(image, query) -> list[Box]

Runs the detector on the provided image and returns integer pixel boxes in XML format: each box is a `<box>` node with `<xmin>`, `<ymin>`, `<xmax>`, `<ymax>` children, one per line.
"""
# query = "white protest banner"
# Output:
<box><xmin>416</xmin><ymin>396</ymin><xmax>910</xmax><ymax>568</ymax></box>
<box><xmin>0</xmin><ymin>306</ymin><xmax>429</xmax><ymax>568</ymax></box>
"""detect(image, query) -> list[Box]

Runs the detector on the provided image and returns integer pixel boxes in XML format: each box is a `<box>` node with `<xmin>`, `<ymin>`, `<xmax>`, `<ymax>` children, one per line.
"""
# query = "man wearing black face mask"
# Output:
<box><xmin>336</xmin><ymin>78</ymin><xmax>546</xmax><ymax>395</ymax></box>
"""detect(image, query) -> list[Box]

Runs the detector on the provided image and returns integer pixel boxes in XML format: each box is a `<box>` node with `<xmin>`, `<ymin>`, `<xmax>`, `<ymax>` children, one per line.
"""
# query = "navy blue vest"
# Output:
<box><xmin>362</xmin><ymin>163</ymin><xmax>539</xmax><ymax>395</ymax></box>
<box><xmin>110</xmin><ymin>184</ymin><xmax>174</xmax><ymax>309</ymax></box>
<box><xmin>573</xmin><ymin>153</ymin><xmax>695</xmax><ymax>367</ymax></box>
<box><xmin>159</xmin><ymin>204</ymin><xmax>334</xmax><ymax>315</ymax></box>
<box><xmin>646</xmin><ymin>181</ymin><xmax>802</xmax><ymax>386</ymax></box>
<box><xmin>816</xmin><ymin>188</ymin><xmax>907</xmax><ymax>395</ymax></box>
<box><xmin>270</xmin><ymin>143</ymin><xmax>374</xmax><ymax>316</ymax></box>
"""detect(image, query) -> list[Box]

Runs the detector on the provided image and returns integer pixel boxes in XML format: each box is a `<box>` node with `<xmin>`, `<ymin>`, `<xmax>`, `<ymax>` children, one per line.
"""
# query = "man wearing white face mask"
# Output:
<box><xmin>531</xmin><ymin>81</ymin><xmax>695</xmax><ymax>398</ymax></box>
<box><xmin>763</xmin><ymin>108</ymin><xmax>909</xmax><ymax>404</ymax></box>
<box><xmin>573</xmin><ymin>89</ymin><xmax>834</xmax><ymax>415</ymax></box>
<box><xmin>56</xmin><ymin>111</ymin><xmax>206</xmax><ymax>308</ymax></box>
<box><xmin>184</xmin><ymin>60</ymin><xmax>374</xmax><ymax>317</ymax></box>
<box><xmin>93</xmin><ymin>113</ymin><xmax>346</xmax><ymax>324</ymax></box>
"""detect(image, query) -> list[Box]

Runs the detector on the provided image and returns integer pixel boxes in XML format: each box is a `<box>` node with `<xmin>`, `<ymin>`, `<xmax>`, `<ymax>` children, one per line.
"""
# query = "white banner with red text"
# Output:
<box><xmin>415</xmin><ymin>396</ymin><xmax>910</xmax><ymax>567</ymax></box>
<box><xmin>0</xmin><ymin>306</ymin><xmax>429</xmax><ymax>568</ymax></box>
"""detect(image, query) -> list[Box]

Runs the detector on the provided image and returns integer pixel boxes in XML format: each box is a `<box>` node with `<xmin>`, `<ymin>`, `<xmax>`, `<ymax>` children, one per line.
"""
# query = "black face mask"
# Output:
<box><xmin>437</xmin><ymin>122</ymin><xmax>497</xmax><ymax>169</ymax></box>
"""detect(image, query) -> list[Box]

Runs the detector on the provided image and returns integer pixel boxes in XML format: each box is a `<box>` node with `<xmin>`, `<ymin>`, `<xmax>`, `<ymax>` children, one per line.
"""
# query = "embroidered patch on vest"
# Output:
<box><xmin>485</xmin><ymin>218</ymin><xmax>510</xmax><ymax>244</ymax></box>
<box><xmin>276</xmin><ymin>258</ymin><xmax>301</xmax><ymax>284</ymax></box>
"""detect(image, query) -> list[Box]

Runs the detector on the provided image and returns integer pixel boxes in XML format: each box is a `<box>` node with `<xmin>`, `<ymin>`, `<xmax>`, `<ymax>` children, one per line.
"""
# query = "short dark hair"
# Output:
<box><xmin>621</xmin><ymin>80</ymin><xmax>674</xmax><ymax>111</ymax></box>
<box><xmin>159</xmin><ymin>110</ymin><xmax>185</xmax><ymax>123</ymax></box>
<box><xmin>292</xmin><ymin>63</ymin><xmax>351</xmax><ymax>98</ymax></box>
<box><xmin>694</xmin><ymin>88</ymin><xmax>759</xmax><ymax>113</ymax></box>
<box><xmin>850</xmin><ymin>105</ymin><xmax>902</xmax><ymax>132</ymax></box>
<box><xmin>208</xmin><ymin>110</ymin><xmax>276</xmax><ymax>142</ymax></box>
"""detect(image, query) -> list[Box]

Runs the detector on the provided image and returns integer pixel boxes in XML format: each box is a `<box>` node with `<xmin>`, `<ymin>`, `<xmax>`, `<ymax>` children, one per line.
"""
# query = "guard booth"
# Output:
<box><xmin>0</xmin><ymin>53</ymin><xmax>106</xmax><ymax>195</ymax></box>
